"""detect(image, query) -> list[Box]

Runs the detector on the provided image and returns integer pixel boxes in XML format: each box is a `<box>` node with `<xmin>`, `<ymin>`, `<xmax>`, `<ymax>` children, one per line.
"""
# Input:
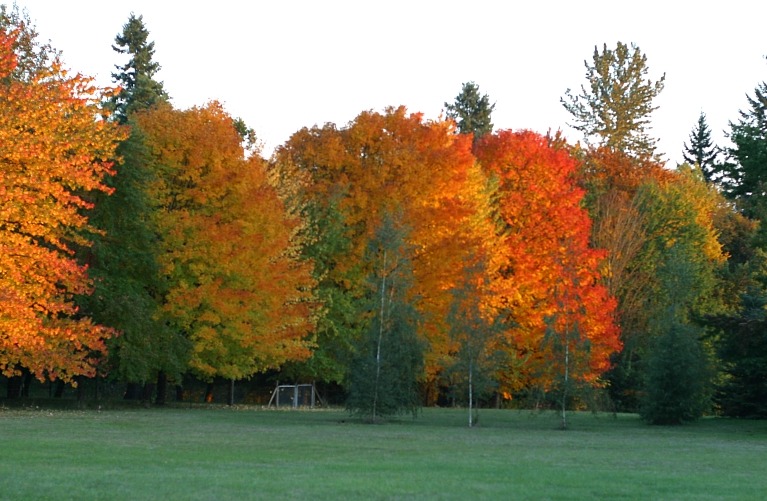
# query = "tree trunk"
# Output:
<box><xmin>228</xmin><ymin>379</ymin><xmax>235</xmax><ymax>406</ymax></box>
<box><xmin>204</xmin><ymin>383</ymin><xmax>215</xmax><ymax>403</ymax></box>
<box><xmin>21</xmin><ymin>370</ymin><xmax>32</xmax><ymax>398</ymax></box>
<box><xmin>76</xmin><ymin>376</ymin><xmax>85</xmax><ymax>405</ymax></box>
<box><xmin>54</xmin><ymin>379</ymin><xmax>66</xmax><ymax>398</ymax></box>
<box><xmin>6</xmin><ymin>376</ymin><xmax>22</xmax><ymax>399</ymax></box>
<box><xmin>124</xmin><ymin>382</ymin><xmax>141</xmax><ymax>400</ymax></box>
<box><xmin>141</xmin><ymin>381</ymin><xmax>155</xmax><ymax>405</ymax></box>
<box><xmin>155</xmin><ymin>371</ymin><xmax>167</xmax><ymax>406</ymax></box>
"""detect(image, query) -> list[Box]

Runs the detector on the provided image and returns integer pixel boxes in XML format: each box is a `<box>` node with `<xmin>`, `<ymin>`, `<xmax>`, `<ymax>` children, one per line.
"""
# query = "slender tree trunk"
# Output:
<box><xmin>205</xmin><ymin>383</ymin><xmax>214</xmax><ymax>403</ymax></box>
<box><xmin>141</xmin><ymin>381</ymin><xmax>155</xmax><ymax>406</ymax></box>
<box><xmin>76</xmin><ymin>376</ymin><xmax>85</xmax><ymax>405</ymax></box>
<box><xmin>54</xmin><ymin>379</ymin><xmax>66</xmax><ymax>398</ymax></box>
<box><xmin>6</xmin><ymin>375</ymin><xmax>22</xmax><ymax>399</ymax></box>
<box><xmin>124</xmin><ymin>382</ymin><xmax>141</xmax><ymax>400</ymax></box>
<box><xmin>468</xmin><ymin>359</ymin><xmax>474</xmax><ymax>428</ymax></box>
<box><xmin>562</xmin><ymin>338</ymin><xmax>569</xmax><ymax>430</ymax></box>
<box><xmin>155</xmin><ymin>371</ymin><xmax>167</xmax><ymax>406</ymax></box>
<box><xmin>21</xmin><ymin>370</ymin><xmax>32</xmax><ymax>398</ymax></box>
<box><xmin>228</xmin><ymin>379</ymin><xmax>235</xmax><ymax>406</ymax></box>
<box><xmin>373</xmin><ymin>250</ymin><xmax>387</xmax><ymax>422</ymax></box>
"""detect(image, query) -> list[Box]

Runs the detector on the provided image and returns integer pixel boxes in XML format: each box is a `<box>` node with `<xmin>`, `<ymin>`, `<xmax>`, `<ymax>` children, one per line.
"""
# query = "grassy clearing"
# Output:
<box><xmin>1</xmin><ymin>405</ymin><xmax>766</xmax><ymax>500</ymax></box>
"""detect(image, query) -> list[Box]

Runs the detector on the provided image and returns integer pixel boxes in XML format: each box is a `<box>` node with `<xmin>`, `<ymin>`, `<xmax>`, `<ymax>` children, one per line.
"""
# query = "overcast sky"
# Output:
<box><xmin>13</xmin><ymin>1</ymin><xmax>767</xmax><ymax>163</ymax></box>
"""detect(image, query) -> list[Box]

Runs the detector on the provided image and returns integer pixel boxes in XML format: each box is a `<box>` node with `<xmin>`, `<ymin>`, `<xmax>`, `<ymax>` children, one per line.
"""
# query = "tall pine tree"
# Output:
<box><xmin>683</xmin><ymin>112</ymin><xmax>720</xmax><ymax>183</ymax></box>
<box><xmin>445</xmin><ymin>81</ymin><xmax>495</xmax><ymax>142</ymax></box>
<box><xmin>721</xmin><ymin>58</ymin><xmax>767</xmax><ymax>205</ymax></box>
<box><xmin>82</xmin><ymin>14</ymin><xmax>181</xmax><ymax>403</ymax></box>
<box><xmin>108</xmin><ymin>14</ymin><xmax>168</xmax><ymax>122</ymax></box>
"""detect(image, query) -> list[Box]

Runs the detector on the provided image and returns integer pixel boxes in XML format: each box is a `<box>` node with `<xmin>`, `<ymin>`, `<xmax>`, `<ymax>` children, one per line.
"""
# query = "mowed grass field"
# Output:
<box><xmin>1</xmin><ymin>405</ymin><xmax>766</xmax><ymax>500</ymax></box>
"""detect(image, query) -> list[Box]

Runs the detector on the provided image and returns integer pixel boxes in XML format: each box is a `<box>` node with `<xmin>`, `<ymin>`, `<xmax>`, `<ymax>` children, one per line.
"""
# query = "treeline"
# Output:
<box><xmin>1</xmin><ymin>8</ymin><xmax>766</xmax><ymax>424</ymax></box>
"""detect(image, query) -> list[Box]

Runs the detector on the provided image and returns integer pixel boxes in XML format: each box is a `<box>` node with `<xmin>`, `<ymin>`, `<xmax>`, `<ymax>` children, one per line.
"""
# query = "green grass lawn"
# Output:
<box><xmin>1</xmin><ymin>405</ymin><xmax>766</xmax><ymax>500</ymax></box>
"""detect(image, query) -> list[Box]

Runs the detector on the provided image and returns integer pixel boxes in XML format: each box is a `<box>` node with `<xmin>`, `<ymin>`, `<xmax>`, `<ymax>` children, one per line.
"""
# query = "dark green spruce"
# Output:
<box><xmin>445</xmin><ymin>81</ymin><xmax>495</xmax><ymax>142</ymax></box>
<box><xmin>682</xmin><ymin>111</ymin><xmax>721</xmax><ymax>183</ymax></box>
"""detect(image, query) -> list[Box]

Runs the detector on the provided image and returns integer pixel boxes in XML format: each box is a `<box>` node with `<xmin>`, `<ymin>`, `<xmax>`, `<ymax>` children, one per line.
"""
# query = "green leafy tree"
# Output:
<box><xmin>279</xmin><ymin>194</ymin><xmax>366</xmax><ymax>385</ymax></box>
<box><xmin>683</xmin><ymin>112</ymin><xmax>721</xmax><ymax>183</ymax></box>
<box><xmin>346</xmin><ymin>214</ymin><xmax>424</xmax><ymax>421</ymax></box>
<box><xmin>446</xmin><ymin>258</ymin><xmax>504</xmax><ymax>427</ymax></box>
<box><xmin>562</xmin><ymin>42</ymin><xmax>665</xmax><ymax>160</ymax></box>
<box><xmin>639</xmin><ymin>232</ymin><xmax>714</xmax><ymax>425</ymax></box>
<box><xmin>108</xmin><ymin>13</ymin><xmax>168</xmax><ymax>122</ymax></box>
<box><xmin>445</xmin><ymin>81</ymin><xmax>495</xmax><ymax>142</ymax></box>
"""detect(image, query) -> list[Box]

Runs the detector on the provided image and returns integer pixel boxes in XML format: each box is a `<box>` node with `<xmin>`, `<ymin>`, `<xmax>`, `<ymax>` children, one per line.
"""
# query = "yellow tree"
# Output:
<box><xmin>0</xmin><ymin>26</ymin><xmax>125</xmax><ymax>382</ymax></box>
<box><xmin>136</xmin><ymin>102</ymin><xmax>316</xmax><ymax>381</ymax></box>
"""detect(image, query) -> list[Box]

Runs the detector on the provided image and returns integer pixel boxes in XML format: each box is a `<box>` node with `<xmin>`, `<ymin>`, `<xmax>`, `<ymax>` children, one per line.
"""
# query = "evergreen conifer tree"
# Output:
<box><xmin>445</xmin><ymin>81</ymin><xmax>495</xmax><ymax>142</ymax></box>
<box><xmin>640</xmin><ymin>245</ymin><xmax>712</xmax><ymax>424</ymax></box>
<box><xmin>82</xmin><ymin>14</ymin><xmax>180</xmax><ymax>403</ymax></box>
<box><xmin>683</xmin><ymin>112</ymin><xmax>721</xmax><ymax>183</ymax></box>
<box><xmin>109</xmin><ymin>14</ymin><xmax>168</xmax><ymax>122</ymax></box>
<box><xmin>720</xmin><ymin>58</ymin><xmax>767</xmax><ymax>205</ymax></box>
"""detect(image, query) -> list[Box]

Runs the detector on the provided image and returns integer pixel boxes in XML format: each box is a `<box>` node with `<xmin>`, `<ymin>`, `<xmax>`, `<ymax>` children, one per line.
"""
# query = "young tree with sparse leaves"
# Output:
<box><xmin>562</xmin><ymin>42</ymin><xmax>665</xmax><ymax>160</ymax></box>
<box><xmin>345</xmin><ymin>213</ymin><xmax>424</xmax><ymax>421</ymax></box>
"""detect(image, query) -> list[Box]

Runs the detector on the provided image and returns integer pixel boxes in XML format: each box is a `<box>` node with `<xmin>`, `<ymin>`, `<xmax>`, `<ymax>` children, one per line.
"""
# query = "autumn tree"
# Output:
<box><xmin>108</xmin><ymin>13</ymin><xmax>168</xmax><ymax>122</ymax></box>
<box><xmin>562</xmin><ymin>42</ymin><xmax>665</xmax><ymax>160</ymax></box>
<box><xmin>474</xmin><ymin>130</ymin><xmax>621</xmax><ymax>401</ymax></box>
<box><xmin>608</xmin><ymin>166</ymin><xmax>725</xmax><ymax>414</ymax></box>
<box><xmin>274</xmin><ymin>107</ymin><xmax>491</xmax><ymax>392</ymax></box>
<box><xmin>0</xmin><ymin>15</ymin><xmax>125</xmax><ymax>382</ymax></box>
<box><xmin>445</xmin><ymin>81</ymin><xmax>495</xmax><ymax>142</ymax></box>
<box><xmin>136</xmin><ymin>102</ymin><xmax>316</xmax><ymax>383</ymax></box>
<box><xmin>683</xmin><ymin>112</ymin><xmax>720</xmax><ymax>183</ymax></box>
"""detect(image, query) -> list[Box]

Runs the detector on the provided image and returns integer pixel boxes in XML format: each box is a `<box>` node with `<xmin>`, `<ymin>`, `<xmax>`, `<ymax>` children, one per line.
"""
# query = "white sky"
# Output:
<box><xmin>12</xmin><ymin>1</ymin><xmax>767</xmax><ymax>163</ymax></box>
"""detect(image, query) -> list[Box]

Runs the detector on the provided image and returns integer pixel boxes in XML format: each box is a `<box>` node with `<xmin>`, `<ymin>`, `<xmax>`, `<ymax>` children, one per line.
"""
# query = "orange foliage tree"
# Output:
<box><xmin>0</xmin><ymin>27</ymin><xmax>125</xmax><ymax>381</ymax></box>
<box><xmin>135</xmin><ymin>102</ymin><xmax>316</xmax><ymax>380</ymax></box>
<box><xmin>275</xmin><ymin>107</ymin><xmax>494</xmax><ymax>385</ymax></box>
<box><xmin>474</xmin><ymin>130</ymin><xmax>621</xmax><ymax>397</ymax></box>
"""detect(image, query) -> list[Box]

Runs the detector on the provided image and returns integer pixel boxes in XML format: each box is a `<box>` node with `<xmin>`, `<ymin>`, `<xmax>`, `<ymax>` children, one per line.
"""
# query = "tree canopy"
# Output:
<box><xmin>562</xmin><ymin>42</ymin><xmax>665</xmax><ymax>161</ymax></box>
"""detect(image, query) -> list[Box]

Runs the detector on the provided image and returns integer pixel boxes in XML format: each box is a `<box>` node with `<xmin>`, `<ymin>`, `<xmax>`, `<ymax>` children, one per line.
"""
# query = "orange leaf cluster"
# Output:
<box><xmin>475</xmin><ymin>130</ymin><xmax>621</xmax><ymax>391</ymax></box>
<box><xmin>278</xmin><ymin>107</ymin><xmax>494</xmax><ymax>379</ymax></box>
<box><xmin>0</xmin><ymin>28</ymin><xmax>126</xmax><ymax>381</ymax></box>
